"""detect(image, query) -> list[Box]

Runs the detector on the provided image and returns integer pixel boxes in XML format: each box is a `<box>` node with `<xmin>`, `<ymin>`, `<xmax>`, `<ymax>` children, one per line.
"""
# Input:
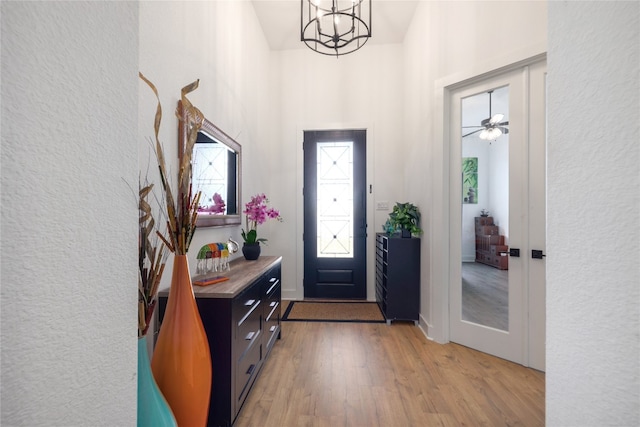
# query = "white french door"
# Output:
<box><xmin>449</xmin><ymin>61</ymin><xmax>546</xmax><ymax>370</ymax></box>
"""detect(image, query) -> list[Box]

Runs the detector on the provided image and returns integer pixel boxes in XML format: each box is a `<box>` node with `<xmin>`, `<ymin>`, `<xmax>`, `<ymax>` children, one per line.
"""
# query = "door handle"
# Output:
<box><xmin>532</xmin><ymin>250</ymin><xmax>546</xmax><ymax>259</ymax></box>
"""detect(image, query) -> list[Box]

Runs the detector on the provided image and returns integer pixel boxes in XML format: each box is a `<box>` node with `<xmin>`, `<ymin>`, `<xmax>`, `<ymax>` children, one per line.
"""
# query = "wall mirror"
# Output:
<box><xmin>178</xmin><ymin>101</ymin><xmax>242</xmax><ymax>227</ymax></box>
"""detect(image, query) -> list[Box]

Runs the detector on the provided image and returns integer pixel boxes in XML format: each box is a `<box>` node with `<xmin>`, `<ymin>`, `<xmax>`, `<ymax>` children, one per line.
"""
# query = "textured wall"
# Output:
<box><xmin>547</xmin><ymin>1</ymin><xmax>639</xmax><ymax>425</ymax></box>
<box><xmin>1</xmin><ymin>2</ymin><xmax>138</xmax><ymax>425</ymax></box>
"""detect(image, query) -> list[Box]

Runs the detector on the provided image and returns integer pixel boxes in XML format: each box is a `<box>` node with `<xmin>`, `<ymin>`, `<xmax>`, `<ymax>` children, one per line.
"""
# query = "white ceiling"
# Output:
<box><xmin>251</xmin><ymin>0</ymin><xmax>420</xmax><ymax>51</ymax></box>
<box><xmin>251</xmin><ymin>0</ymin><xmax>509</xmax><ymax>134</ymax></box>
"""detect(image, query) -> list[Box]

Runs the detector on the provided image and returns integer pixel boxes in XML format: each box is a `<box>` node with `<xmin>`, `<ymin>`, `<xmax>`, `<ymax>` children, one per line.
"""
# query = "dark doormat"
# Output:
<box><xmin>282</xmin><ymin>301</ymin><xmax>385</xmax><ymax>323</ymax></box>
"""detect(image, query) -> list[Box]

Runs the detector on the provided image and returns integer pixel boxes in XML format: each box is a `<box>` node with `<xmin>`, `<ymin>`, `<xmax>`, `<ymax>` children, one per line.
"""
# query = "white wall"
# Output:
<box><xmin>488</xmin><ymin>137</ymin><xmax>509</xmax><ymax>240</ymax></box>
<box><xmin>274</xmin><ymin>44</ymin><xmax>405</xmax><ymax>300</ymax></box>
<box><xmin>138</xmin><ymin>1</ymin><xmax>275</xmax><ymax>291</ymax></box>
<box><xmin>547</xmin><ymin>2</ymin><xmax>640</xmax><ymax>425</ymax></box>
<box><xmin>402</xmin><ymin>0</ymin><xmax>547</xmax><ymax>339</ymax></box>
<box><xmin>1</xmin><ymin>2</ymin><xmax>138</xmax><ymax>426</ymax></box>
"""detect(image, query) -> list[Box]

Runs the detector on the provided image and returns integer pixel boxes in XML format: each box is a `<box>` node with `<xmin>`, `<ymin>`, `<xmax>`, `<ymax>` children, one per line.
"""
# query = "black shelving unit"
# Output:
<box><xmin>375</xmin><ymin>233</ymin><xmax>420</xmax><ymax>325</ymax></box>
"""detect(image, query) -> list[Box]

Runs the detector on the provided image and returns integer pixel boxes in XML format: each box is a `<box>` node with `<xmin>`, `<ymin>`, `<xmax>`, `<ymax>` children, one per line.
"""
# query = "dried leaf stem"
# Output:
<box><xmin>139</xmin><ymin>72</ymin><xmax>203</xmax><ymax>255</ymax></box>
<box><xmin>138</xmin><ymin>72</ymin><xmax>204</xmax><ymax>336</ymax></box>
<box><xmin>138</xmin><ymin>182</ymin><xmax>168</xmax><ymax>337</ymax></box>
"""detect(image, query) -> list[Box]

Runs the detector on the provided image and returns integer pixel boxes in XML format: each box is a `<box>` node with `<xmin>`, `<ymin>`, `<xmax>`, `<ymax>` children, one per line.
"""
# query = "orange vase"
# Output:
<box><xmin>151</xmin><ymin>255</ymin><xmax>212</xmax><ymax>427</ymax></box>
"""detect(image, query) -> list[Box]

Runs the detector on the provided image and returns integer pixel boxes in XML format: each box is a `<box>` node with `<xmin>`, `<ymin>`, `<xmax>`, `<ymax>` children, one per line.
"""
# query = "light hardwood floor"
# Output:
<box><xmin>235</xmin><ymin>318</ymin><xmax>544</xmax><ymax>427</ymax></box>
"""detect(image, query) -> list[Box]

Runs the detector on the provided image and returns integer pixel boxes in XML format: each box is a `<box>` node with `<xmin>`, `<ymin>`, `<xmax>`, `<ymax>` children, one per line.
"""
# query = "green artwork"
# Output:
<box><xmin>462</xmin><ymin>157</ymin><xmax>478</xmax><ymax>204</ymax></box>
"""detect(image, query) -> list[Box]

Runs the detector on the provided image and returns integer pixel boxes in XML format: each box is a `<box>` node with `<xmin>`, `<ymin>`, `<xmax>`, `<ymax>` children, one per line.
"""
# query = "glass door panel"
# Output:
<box><xmin>461</xmin><ymin>87</ymin><xmax>510</xmax><ymax>331</ymax></box>
<box><xmin>317</xmin><ymin>141</ymin><xmax>354</xmax><ymax>258</ymax></box>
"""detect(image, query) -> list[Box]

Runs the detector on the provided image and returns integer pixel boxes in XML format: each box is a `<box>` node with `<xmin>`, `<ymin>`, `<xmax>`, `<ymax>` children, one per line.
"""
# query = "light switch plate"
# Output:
<box><xmin>376</xmin><ymin>201</ymin><xmax>389</xmax><ymax>210</ymax></box>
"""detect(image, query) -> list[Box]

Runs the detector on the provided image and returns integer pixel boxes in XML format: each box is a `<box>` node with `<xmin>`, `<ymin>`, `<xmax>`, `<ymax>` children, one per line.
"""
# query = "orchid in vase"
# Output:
<box><xmin>241</xmin><ymin>193</ymin><xmax>282</xmax><ymax>246</ymax></box>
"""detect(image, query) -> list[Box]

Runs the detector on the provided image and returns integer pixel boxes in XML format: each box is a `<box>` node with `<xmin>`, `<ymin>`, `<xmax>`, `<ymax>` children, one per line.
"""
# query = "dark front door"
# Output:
<box><xmin>303</xmin><ymin>129</ymin><xmax>367</xmax><ymax>299</ymax></box>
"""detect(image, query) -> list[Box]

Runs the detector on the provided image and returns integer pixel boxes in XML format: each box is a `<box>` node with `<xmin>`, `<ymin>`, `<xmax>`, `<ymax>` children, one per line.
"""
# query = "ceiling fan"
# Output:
<box><xmin>462</xmin><ymin>90</ymin><xmax>509</xmax><ymax>140</ymax></box>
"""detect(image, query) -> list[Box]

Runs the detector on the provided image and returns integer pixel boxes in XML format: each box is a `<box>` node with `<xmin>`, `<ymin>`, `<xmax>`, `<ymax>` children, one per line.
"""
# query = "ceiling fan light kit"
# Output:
<box><xmin>301</xmin><ymin>0</ymin><xmax>372</xmax><ymax>57</ymax></box>
<box><xmin>480</xmin><ymin>127</ymin><xmax>503</xmax><ymax>141</ymax></box>
<box><xmin>463</xmin><ymin>90</ymin><xmax>510</xmax><ymax>141</ymax></box>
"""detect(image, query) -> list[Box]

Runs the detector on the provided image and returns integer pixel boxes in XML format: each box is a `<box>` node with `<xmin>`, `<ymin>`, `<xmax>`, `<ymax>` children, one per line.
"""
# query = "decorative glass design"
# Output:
<box><xmin>317</xmin><ymin>141</ymin><xmax>354</xmax><ymax>258</ymax></box>
<box><xmin>193</xmin><ymin>144</ymin><xmax>228</xmax><ymax>211</ymax></box>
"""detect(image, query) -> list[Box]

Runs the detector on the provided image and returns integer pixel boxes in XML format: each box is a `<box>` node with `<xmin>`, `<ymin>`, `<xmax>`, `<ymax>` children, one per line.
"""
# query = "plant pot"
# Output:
<box><xmin>242</xmin><ymin>242</ymin><xmax>261</xmax><ymax>260</ymax></box>
<box><xmin>401</xmin><ymin>228</ymin><xmax>412</xmax><ymax>238</ymax></box>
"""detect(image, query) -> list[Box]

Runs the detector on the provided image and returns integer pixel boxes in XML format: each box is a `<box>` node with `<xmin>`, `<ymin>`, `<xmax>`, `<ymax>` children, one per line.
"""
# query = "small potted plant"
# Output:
<box><xmin>241</xmin><ymin>193</ymin><xmax>282</xmax><ymax>260</ymax></box>
<box><xmin>383</xmin><ymin>202</ymin><xmax>423</xmax><ymax>238</ymax></box>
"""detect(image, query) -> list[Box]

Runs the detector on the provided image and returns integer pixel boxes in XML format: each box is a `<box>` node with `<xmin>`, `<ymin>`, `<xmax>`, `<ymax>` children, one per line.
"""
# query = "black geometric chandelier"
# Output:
<box><xmin>301</xmin><ymin>0</ymin><xmax>372</xmax><ymax>57</ymax></box>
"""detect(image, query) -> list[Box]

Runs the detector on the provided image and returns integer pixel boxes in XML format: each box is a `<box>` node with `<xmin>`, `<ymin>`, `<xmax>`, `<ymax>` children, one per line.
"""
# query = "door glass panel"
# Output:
<box><xmin>461</xmin><ymin>86</ymin><xmax>510</xmax><ymax>331</ymax></box>
<box><xmin>316</xmin><ymin>141</ymin><xmax>354</xmax><ymax>258</ymax></box>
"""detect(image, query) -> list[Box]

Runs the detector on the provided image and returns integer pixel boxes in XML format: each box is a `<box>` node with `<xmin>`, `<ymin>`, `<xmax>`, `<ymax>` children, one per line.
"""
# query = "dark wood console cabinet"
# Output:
<box><xmin>375</xmin><ymin>233</ymin><xmax>420</xmax><ymax>324</ymax></box>
<box><xmin>158</xmin><ymin>256</ymin><xmax>282</xmax><ymax>427</ymax></box>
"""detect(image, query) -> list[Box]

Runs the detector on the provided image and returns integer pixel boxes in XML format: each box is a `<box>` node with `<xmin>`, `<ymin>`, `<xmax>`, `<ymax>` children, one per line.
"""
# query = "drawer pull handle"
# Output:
<box><xmin>246</xmin><ymin>364</ymin><xmax>255</xmax><ymax>375</ymax></box>
<box><xmin>270</xmin><ymin>326</ymin><xmax>277</xmax><ymax>333</ymax></box>
<box><xmin>269</xmin><ymin>277</ymin><xmax>277</xmax><ymax>283</ymax></box>
<box><xmin>244</xmin><ymin>299</ymin><xmax>255</xmax><ymax>306</ymax></box>
<box><xmin>238</xmin><ymin>300</ymin><xmax>261</xmax><ymax>326</ymax></box>
<box><xmin>266</xmin><ymin>280</ymin><xmax>280</xmax><ymax>295</ymax></box>
<box><xmin>245</xmin><ymin>331</ymin><xmax>255</xmax><ymax>341</ymax></box>
<box><xmin>270</xmin><ymin>301</ymin><xmax>277</xmax><ymax>307</ymax></box>
<box><xmin>266</xmin><ymin>302</ymin><xmax>279</xmax><ymax>321</ymax></box>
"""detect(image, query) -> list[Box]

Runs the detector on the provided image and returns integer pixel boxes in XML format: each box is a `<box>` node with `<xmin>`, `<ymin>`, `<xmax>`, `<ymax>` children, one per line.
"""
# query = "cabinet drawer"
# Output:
<box><xmin>490</xmin><ymin>245</ymin><xmax>509</xmax><ymax>255</ymax></box>
<box><xmin>375</xmin><ymin>251</ymin><xmax>384</xmax><ymax>266</ymax></box>
<box><xmin>236</xmin><ymin>299</ymin><xmax>261</xmax><ymax>356</ymax></box>
<box><xmin>234</xmin><ymin>284</ymin><xmax>261</xmax><ymax>324</ymax></box>
<box><xmin>264</xmin><ymin>303</ymin><xmax>280</xmax><ymax>352</ymax></box>
<box><xmin>475</xmin><ymin>216</ymin><xmax>494</xmax><ymax>226</ymax></box>
<box><xmin>264</xmin><ymin>276</ymin><xmax>280</xmax><ymax>299</ymax></box>
<box><xmin>265</xmin><ymin>300</ymin><xmax>280</xmax><ymax>330</ymax></box>
<box><xmin>236</xmin><ymin>336</ymin><xmax>262</xmax><ymax>407</ymax></box>
<box><xmin>481</xmin><ymin>225</ymin><xmax>499</xmax><ymax>235</ymax></box>
<box><xmin>376</xmin><ymin>284</ymin><xmax>386</xmax><ymax>302</ymax></box>
<box><xmin>375</xmin><ymin>268</ymin><xmax>382</xmax><ymax>286</ymax></box>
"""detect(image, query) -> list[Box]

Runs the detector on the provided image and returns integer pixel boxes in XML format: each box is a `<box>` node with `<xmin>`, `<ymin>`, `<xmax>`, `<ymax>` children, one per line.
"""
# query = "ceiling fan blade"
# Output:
<box><xmin>463</xmin><ymin>129</ymin><xmax>483</xmax><ymax>138</ymax></box>
<box><xmin>480</xmin><ymin>117</ymin><xmax>491</xmax><ymax>126</ymax></box>
<box><xmin>489</xmin><ymin>113</ymin><xmax>505</xmax><ymax>125</ymax></box>
<box><xmin>462</xmin><ymin>125</ymin><xmax>482</xmax><ymax>128</ymax></box>
<box><xmin>498</xmin><ymin>127</ymin><xmax>509</xmax><ymax>134</ymax></box>
<box><xmin>497</xmin><ymin>121</ymin><xmax>509</xmax><ymax>126</ymax></box>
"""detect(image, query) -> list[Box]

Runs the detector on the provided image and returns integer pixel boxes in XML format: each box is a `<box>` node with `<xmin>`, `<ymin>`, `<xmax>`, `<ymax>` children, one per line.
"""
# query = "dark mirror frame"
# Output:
<box><xmin>178</xmin><ymin>100</ymin><xmax>242</xmax><ymax>227</ymax></box>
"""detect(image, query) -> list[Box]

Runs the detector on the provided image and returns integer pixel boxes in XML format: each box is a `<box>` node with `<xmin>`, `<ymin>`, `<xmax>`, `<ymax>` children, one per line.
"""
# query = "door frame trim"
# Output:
<box><xmin>428</xmin><ymin>49</ymin><xmax>547</xmax><ymax>347</ymax></box>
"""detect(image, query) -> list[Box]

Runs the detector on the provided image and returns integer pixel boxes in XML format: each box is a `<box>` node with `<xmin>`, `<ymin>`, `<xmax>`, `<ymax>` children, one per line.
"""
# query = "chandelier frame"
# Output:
<box><xmin>301</xmin><ymin>0</ymin><xmax>372</xmax><ymax>57</ymax></box>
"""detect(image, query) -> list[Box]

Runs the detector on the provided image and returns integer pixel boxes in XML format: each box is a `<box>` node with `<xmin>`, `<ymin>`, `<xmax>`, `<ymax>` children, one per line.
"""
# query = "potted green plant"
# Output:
<box><xmin>383</xmin><ymin>202</ymin><xmax>423</xmax><ymax>238</ymax></box>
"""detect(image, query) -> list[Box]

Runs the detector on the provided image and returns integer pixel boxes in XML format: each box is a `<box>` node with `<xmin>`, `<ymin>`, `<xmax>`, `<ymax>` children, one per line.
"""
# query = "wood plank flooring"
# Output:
<box><xmin>462</xmin><ymin>262</ymin><xmax>508</xmax><ymax>331</ymax></box>
<box><xmin>234</xmin><ymin>317</ymin><xmax>544</xmax><ymax>426</ymax></box>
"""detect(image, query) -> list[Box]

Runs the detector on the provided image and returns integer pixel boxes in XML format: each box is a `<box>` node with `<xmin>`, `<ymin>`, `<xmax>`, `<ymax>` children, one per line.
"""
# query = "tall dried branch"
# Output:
<box><xmin>139</xmin><ymin>72</ymin><xmax>203</xmax><ymax>255</ymax></box>
<box><xmin>138</xmin><ymin>181</ymin><xmax>168</xmax><ymax>337</ymax></box>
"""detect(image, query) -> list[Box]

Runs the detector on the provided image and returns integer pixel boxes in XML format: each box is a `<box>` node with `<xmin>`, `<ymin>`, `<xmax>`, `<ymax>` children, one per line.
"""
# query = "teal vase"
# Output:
<box><xmin>137</xmin><ymin>336</ymin><xmax>177</xmax><ymax>427</ymax></box>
